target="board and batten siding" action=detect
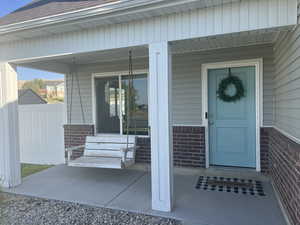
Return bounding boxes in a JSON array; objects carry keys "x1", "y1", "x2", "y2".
[
  {"x1": 66, "y1": 44, "x2": 274, "y2": 127},
  {"x1": 0, "y1": 0, "x2": 296, "y2": 63},
  {"x1": 273, "y1": 26, "x2": 300, "y2": 140}
]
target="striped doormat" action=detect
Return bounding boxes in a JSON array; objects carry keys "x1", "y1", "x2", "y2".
[{"x1": 195, "y1": 176, "x2": 266, "y2": 196}]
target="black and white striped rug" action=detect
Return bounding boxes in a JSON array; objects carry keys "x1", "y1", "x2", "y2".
[{"x1": 195, "y1": 176, "x2": 266, "y2": 196}]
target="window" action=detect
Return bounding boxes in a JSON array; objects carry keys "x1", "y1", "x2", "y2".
[{"x1": 95, "y1": 73, "x2": 148, "y2": 135}]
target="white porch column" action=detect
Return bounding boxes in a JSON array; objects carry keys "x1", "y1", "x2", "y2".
[
  {"x1": 149, "y1": 42, "x2": 173, "y2": 212},
  {"x1": 0, "y1": 63, "x2": 21, "y2": 188}
]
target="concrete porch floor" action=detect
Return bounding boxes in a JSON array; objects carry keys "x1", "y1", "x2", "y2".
[{"x1": 5, "y1": 165, "x2": 287, "y2": 225}]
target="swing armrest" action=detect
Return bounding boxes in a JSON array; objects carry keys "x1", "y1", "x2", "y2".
[
  {"x1": 66, "y1": 145, "x2": 85, "y2": 162},
  {"x1": 66, "y1": 145, "x2": 85, "y2": 152},
  {"x1": 120, "y1": 147, "x2": 135, "y2": 162}
]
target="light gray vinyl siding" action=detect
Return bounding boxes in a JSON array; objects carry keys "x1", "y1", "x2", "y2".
[
  {"x1": 66, "y1": 44, "x2": 274, "y2": 127},
  {"x1": 273, "y1": 26, "x2": 300, "y2": 139},
  {"x1": 66, "y1": 71, "x2": 93, "y2": 124},
  {"x1": 173, "y1": 44, "x2": 274, "y2": 126}
]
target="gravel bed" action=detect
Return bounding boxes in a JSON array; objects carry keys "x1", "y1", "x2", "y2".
[{"x1": 0, "y1": 193, "x2": 182, "y2": 225}]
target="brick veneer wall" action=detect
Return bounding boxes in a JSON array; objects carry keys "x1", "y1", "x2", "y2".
[
  {"x1": 64, "y1": 124, "x2": 94, "y2": 159},
  {"x1": 135, "y1": 126, "x2": 206, "y2": 168},
  {"x1": 63, "y1": 125, "x2": 205, "y2": 167},
  {"x1": 269, "y1": 128, "x2": 300, "y2": 225},
  {"x1": 173, "y1": 126, "x2": 206, "y2": 167},
  {"x1": 260, "y1": 127, "x2": 271, "y2": 174},
  {"x1": 62, "y1": 125, "x2": 273, "y2": 171},
  {"x1": 136, "y1": 127, "x2": 270, "y2": 169},
  {"x1": 135, "y1": 137, "x2": 151, "y2": 164}
]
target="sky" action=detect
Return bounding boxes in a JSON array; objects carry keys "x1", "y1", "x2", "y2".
[{"x1": 1, "y1": 0, "x2": 64, "y2": 81}]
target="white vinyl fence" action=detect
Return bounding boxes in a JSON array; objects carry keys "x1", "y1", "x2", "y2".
[{"x1": 18, "y1": 104, "x2": 65, "y2": 165}]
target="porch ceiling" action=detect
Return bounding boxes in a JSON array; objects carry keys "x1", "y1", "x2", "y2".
[
  {"x1": 16, "y1": 28, "x2": 289, "y2": 74},
  {"x1": 172, "y1": 28, "x2": 289, "y2": 54}
]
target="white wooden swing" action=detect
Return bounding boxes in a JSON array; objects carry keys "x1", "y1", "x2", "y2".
[{"x1": 66, "y1": 52, "x2": 137, "y2": 169}]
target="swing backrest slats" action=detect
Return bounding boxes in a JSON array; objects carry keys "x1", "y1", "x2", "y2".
[{"x1": 84, "y1": 136, "x2": 136, "y2": 158}]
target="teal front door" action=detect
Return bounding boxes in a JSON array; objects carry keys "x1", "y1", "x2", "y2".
[{"x1": 208, "y1": 66, "x2": 256, "y2": 168}]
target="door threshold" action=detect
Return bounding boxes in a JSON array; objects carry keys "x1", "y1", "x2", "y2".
[{"x1": 210, "y1": 165, "x2": 256, "y2": 172}]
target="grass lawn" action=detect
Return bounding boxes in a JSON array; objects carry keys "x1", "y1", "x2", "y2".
[{"x1": 21, "y1": 164, "x2": 53, "y2": 178}]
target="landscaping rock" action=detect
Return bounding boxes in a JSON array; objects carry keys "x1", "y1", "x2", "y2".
[{"x1": 0, "y1": 193, "x2": 182, "y2": 225}]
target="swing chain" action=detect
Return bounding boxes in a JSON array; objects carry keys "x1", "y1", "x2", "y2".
[{"x1": 68, "y1": 57, "x2": 86, "y2": 152}]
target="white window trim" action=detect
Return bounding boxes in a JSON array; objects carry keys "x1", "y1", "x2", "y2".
[
  {"x1": 91, "y1": 69, "x2": 149, "y2": 136},
  {"x1": 201, "y1": 58, "x2": 263, "y2": 172}
]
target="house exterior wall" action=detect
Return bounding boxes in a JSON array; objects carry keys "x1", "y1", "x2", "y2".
[
  {"x1": 63, "y1": 124, "x2": 270, "y2": 170},
  {"x1": 64, "y1": 44, "x2": 274, "y2": 170},
  {"x1": 64, "y1": 125, "x2": 206, "y2": 167},
  {"x1": 66, "y1": 44, "x2": 274, "y2": 127},
  {"x1": 135, "y1": 126, "x2": 206, "y2": 168},
  {"x1": 271, "y1": 25, "x2": 300, "y2": 225},
  {"x1": 273, "y1": 27, "x2": 300, "y2": 140},
  {"x1": 65, "y1": 58, "x2": 148, "y2": 124},
  {"x1": 269, "y1": 128, "x2": 300, "y2": 225},
  {"x1": 0, "y1": 0, "x2": 296, "y2": 63},
  {"x1": 260, "y1": 127, "x2": 271, "y2": 173}
]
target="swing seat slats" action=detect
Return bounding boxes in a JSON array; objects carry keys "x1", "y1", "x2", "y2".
[
  {"x1": 66, "y1": 135, "x2": 136, "y2": 169},
  {"x1": 68, "y1": 156, "x2": 134, "y2": 169}
]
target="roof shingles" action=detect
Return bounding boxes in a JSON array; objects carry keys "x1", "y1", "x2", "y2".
[{"x1": 0, "y1": 0, "x2": 119, "y2": 26}]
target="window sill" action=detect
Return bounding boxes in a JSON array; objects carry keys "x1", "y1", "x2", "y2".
[{"x1": 95, "y1": 133, "x2": 149, "y2": 138}]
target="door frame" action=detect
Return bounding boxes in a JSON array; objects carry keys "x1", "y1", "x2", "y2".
[
  {"x1": 201, "y1": 59, "x2": 263, "y2": 172},
  {"x1": 91, "y1": 69, "x2": 149, "y2": 136}
]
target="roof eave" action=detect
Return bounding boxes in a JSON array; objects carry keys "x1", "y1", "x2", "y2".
[{"x1": 0, "y1": 0, "x2": 229, "y2": 35}]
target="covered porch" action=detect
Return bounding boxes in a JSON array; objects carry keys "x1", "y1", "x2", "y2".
[
  {"x1": 6, "y1": 164, "x2": 286, "y2": 225},
  {"x1": 0, "y1": 27, "x2": 296, "y2": 218},
  {"x1": 1, "y1": 1, "x2": 299, "y2": 224},
  {"x1": 12, "y1": 27, "x2": 288, "y2": 173}
]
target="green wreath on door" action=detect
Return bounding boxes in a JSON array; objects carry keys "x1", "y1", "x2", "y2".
[{"x1": 217, "y1": 68, "x2": 245, "y2": 102}]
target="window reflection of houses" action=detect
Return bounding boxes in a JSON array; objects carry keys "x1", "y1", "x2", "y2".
[
  {"x1": 46, "y1": 81, "x2": 64, "y2": 98},
  {"x1": 95, "y1": 74, "x2": 148, "y2": 135}
]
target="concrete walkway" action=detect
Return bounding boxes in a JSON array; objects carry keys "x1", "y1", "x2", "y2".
[{"x1": 6, "y1": 165, "x2": 287, "y2": 225}]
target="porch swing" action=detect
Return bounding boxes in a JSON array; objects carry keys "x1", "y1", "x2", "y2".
[{"x1": 66, "y1": 51, "x2": 137, "y2": 169}]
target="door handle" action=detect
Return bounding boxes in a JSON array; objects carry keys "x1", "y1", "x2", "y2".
[{"x1": 208, "y1": 121, "x2": 214, "y2": 126}]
